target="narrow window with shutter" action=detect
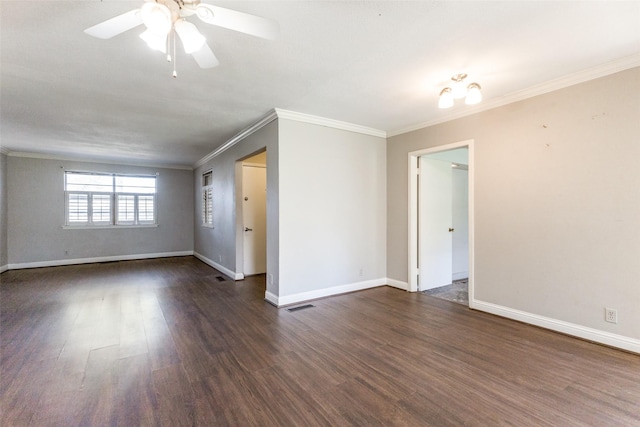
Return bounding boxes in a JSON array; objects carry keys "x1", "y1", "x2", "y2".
[{"x1": 202, "y1": 171, "x2": 213, "y2": 227}]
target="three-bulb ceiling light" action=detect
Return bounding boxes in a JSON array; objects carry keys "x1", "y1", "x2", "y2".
[
  {"x1": 438, "y1": 73, "x2": 482, "y2": 108},
  {"x1": 139, "y1": 2, "x2": 206, "y2": 74}
]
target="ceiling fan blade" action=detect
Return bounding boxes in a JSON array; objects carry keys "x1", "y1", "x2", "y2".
[
  {"x1": 195, "y1": 4, "x2": 279, "y2": 40},
  {"x1": 84, "y1": 9, "x2": 143, "y2": 39},
  {"x1": 192, "y1": 42, "x2": 220, "y2": 69}
]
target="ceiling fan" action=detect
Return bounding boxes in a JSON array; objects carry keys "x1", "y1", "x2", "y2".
[{"x1": 84, "y1": 0, "x2": 279, "y2": 72}]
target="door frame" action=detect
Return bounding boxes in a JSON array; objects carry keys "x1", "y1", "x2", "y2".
[
  {"x1": 241, "y1": 163, "x2": 267, "y2": 276},
  {"x1": 408, "y1": 140, "x2": 475, "y2": 306},
  {"x1": 235, "y1": 150, "x2": 268, "y2": 280}
]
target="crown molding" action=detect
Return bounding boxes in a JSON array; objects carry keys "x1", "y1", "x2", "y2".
[
  {"x1": 193, "y1": 108, "x2": 386, "y2": 168},
  {"x1": 274, "y1": 108, "x2": 387, "y2": 138},
  {"x1": 6, "y1": 151, "x2": 193, "y2": 170},
  {"x1": 389, "y1": 53, "x2": 640, "y2": 137},
  {"x1": 194, "y1": 110, "x2": 278, "y2": 169}
]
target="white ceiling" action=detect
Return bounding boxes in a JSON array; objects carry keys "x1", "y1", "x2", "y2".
[{"x1": 2, "y1": 1, "x2": 639, "y2": 168}]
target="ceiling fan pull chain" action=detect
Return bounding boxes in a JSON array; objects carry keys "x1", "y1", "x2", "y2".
[
  {"x1": 172, "y1": 31, "x2": 177, "y2": 78},
  {"x1": 166, "y1": 32, "x2": 171, "y2": 63}
]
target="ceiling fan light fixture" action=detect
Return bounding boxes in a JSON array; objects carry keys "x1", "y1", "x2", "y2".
[
  {"x1": 438, "y1": 87, "x2": 454, "y2": 109},
  {"x1": 84, "y1": 1, "x2": 280, "y2": 74},
  {"x1": 174, "y1": 20, "x2": 206, "y2": 54},
  {"x1": 140, "y1": 29, "x2": 167, "y2": 53},
  {"x1": 465, "y1": 83, "x2": 482, "y2": 105},
  {"x1": 140, "y1": 1, "x2": 172, "y2": 36}
]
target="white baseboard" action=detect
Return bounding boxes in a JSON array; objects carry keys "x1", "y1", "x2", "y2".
[
  {"x1": 272, "y1": 277, "x2": 388, "y2": 307},
  {"x1": 193, "y1": 252, "x2": 243, "y2": 280},
  {"x1": 0, "y1": 264, "x2": 8, "y2": 273},
  {"x1": 472, "y1": 299, "x2": 640, "y2": 354},
  {"x1": 264, "y1": 291, "x2": 279, "y2": 306},
  {"x1": 386, "y1": 278, "x2": 409, "y2": 291},
  {"x1": 6, "y1": 251, "x2": 194, "y2": 270}
]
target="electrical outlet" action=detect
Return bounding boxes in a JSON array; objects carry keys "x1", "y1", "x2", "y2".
[
  {"x1": 359, "y1": 268, "x2": 364, "y2": 276},
  {"x1": 268, "y1": 274, "x2": 274, "y2": 285},
  {"x1": 218, "y1": 255, "x2": 222, "y2": 262},
  {"x1": 605, "y1": 308, "x2": 618, "y2": 324}
]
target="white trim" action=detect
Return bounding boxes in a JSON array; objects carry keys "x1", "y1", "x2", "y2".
[
  {"x1": 62, "y1": 224, "x2": 158, "y2": 230},
  {"x1": 386, "y1": 278, "x2": 409, "y2": 291},
  {"x1": 6, "y1": 151, "x2": 192, "y2": 170},
  {"x1": 389, "y1": 53, "x2": 640, "y2": 137},
  {"x1": 6, "y1": 251, "x2": 193, "y2": 270},
  {"x1": 271, "y1": 278, "x2": 387, "y2": 307},
  {"x1": 264, "y1": 291, "x2": 279, "y2": 306},
  {"x1": 193, "y1": 251, "x2": 244, "y2": 280},
  {"x1": 0, "y1": 264, "x2": 8, "y2": 273},
  {"x1": 194, "y1": 110, "x2": 278, "y2": 168},
  {"x1": 193, "y1": 108, "x2": 387, "y2": 168},
  {"x1": 408, "y1": 154, "x2": 419, "y2": 293},
  {"x1": 274, "y1": 108, "x2": 387, "y2": 138},
  {"x1": 472, "y1": 299, "x2": 640, "y2": 355}
]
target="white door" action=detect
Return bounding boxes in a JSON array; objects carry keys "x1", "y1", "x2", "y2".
[
  {"x1": 418, "y1": 157, "x2": 453, "y2": 290},
  {"x1": 242, "y1": 165, "x2": 266, "y2": 275}
]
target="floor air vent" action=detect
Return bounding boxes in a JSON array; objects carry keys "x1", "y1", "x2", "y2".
[
  {"x1": 215, "y1": 276, "x2": 226, "y2": 282},
  {"x1": 287, "y1": 304, "x2": 315, "y2": 312}
]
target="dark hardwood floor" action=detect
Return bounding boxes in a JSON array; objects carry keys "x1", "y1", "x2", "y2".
[{"x1": 1, "y1": 257, "x2": 639, "y2": 426}]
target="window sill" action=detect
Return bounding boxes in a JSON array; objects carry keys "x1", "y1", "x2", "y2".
[{"x1": 62, "y1": 224, "x2": 158, "y2": 230}]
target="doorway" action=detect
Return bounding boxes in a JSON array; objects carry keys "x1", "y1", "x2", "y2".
[
  {"x1": 240, "y1": 152, "x2": 267, "y2": 276},
  {"x1": 408, "y1": 140, "x2": 474, "y2": 307}
]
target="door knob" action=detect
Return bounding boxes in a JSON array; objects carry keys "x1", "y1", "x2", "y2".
[
  {"x1": 449, "y1": 228, "x2": 454, "y2": 232},
  {"x1": 244, "y1": 227, "x2": 253, "y2": 232}
]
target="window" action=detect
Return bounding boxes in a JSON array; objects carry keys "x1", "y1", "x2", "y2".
[
  {"x1": 64, "y1": 171, "x2": 157, "y2": 227},
  {"x1": 202, "y1": 171, "x2": 213, "y2": 227}
]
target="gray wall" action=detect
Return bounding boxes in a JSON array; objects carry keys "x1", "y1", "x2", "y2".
[
  {"x1": 7, "y1": 156, "x2": 194, "y2": 266},
  {"x1": 387, "y1": 67, "x2": 640, "y2": 341},
  {"x1": 0, "y1": 153, "x2": 7, "y2": 269},
  {"x1": 193, "y1": 117, "x2": 387, "y2": 304},
  {"x1": 194, "y1": 120, "x2": 279, "y2": 293},
  {"x1": 278, "y1": 119, "x2": 387, "y2": 300}
]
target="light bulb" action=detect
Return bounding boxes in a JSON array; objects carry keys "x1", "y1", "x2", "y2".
[
  {"x1": 140, "y1": 30, "x2": 167, "y2": 53},
  {"x1": 465, "y1": 83, "x2": 482, "y2": 105},
  {"x1": 438, "y1": 87, "x2": 454, "y2": 109},
  {"x1": 140, "y1": 2, "x2": 172, "y2": 36}
]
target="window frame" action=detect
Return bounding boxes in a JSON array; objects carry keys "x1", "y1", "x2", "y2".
[
  {"x1": 63, "y1": 171, "x2": 157, "y2": 229},
  {"x1": 202, "y1": 170, "x2": 213, "y2": 228}
]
